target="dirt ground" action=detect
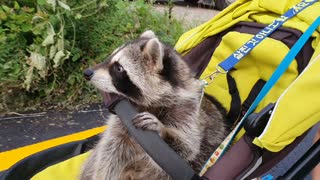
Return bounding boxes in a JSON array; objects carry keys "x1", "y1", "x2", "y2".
[{"x1": 155, "y1": 5, "x2": 220, "y2": 27}]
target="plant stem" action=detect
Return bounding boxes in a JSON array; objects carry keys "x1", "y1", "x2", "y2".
[
  {"x1": 168, "y1": 0, "x2": 174, "y2": 20},
  {"x1": 67, "y1": 15, "x2": 76, "y2": 53},
  {"x1": 71, "y1": 0, "x2": 97, "y2": 11}
]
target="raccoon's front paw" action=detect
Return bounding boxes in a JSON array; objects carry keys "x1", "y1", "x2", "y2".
[{"x1": 132, "y1": 112, "x2": 164, "y2": 134}]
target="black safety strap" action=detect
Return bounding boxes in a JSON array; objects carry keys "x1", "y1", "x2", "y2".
[
  {"x1": 111, "y1": 99, "x2": 201, "y2": 180},
  {"x1": 226, "y1": 73, "x2": 241, "y2": 124},
  {"x1": 241, "y1": 79, "x2": 266, "y2": 116},
  {"x1": 227, "y1": 78, "x2": 266, "y2": 125}
]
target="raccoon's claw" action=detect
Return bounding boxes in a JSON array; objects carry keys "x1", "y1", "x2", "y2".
[{"x1": 132, "y1": 112, "x2": 164, "y2": 134}]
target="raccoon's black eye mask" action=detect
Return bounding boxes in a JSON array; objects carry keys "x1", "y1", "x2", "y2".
[
  {"x1": 114, "y1": 63, "x2": 124, "y2": 73},
  {"x1": 109, "y1": 62, "x2": 142, "y2": 100},
  {"x1": 110, "y1": 62, "x2": 126, "y2": 77}
]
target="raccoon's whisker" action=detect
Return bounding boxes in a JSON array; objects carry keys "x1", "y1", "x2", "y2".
[{"x1": 91, "y1": 79, "x2": 109, "y2": 83}]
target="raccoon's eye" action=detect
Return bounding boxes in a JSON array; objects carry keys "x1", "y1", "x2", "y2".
[{"x1": 116, "y1": 64, "x2": 124, "y2": 73}]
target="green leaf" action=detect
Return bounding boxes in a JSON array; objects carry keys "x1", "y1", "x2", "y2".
[
  {"x1": 1, "y1": 5, "x2": 11, "y2": 13},
  {"x1": 47, "y1": 0, "x2": 57, "y2": 11},
  {"x1": 37, "y1": 0, "x2": 46, "y2": 5},
  {"x1": 67, "y1": 75, "x2": 75, "y2": 85},
  {"x1": 32, "y1": 21, "x2": 47, "y2": 35},
  {"x1": 32, "y1": 15, "x2": 44, "y2": 23},
  {"x1": 57, "y1": 1, "x2": 70, "y2": 11},
  {"x1": 29, "y1": 52, "x2": 46, "y2": 71},
  {"x1": 0, "y1": 33, "x2": 6, "y2": 42},
  {"x1": 71, "y1": 53, "x2": 81, "y2": 62},
  {"x1": 3, "y1": 63, "x2": 11, "y2": 70},
  {"x1": 28, "y1": 52, "x2": 48, "y2": 79},
  {"x1": 49, "y1": 45, "x2": 57, "y2": 59},
  {"x1": 99, "y1": 2, "x2": 108, "y2": 8},
  {"x1": 47, "y1": 23, "x2": 55, "y2": 35},
  {"x1": 14, "y1": 1, "x2": 20, "y2": 10},
  {"x1": 39, "y1": 46, "x2": 47, "y2": 56},
  {"x1": 22, "y1": 7, "x2": 35, "y2": 13},
  {"x1": 42, "y1": 34, "x2": 55, "y2": 46},
  {"x1": 53, "y1": 50, "x2": 65, "y2": 68},
  {"x1": 21, "y1": 24, "x2": 32, "y2": 32},
  {"x1": 24, "y1": 66, "x2": 34, "y2": 91},
  {"x1": 49, "y1": 15, "x2": 59, "y2": 26},
  {"x1": 41, "y1": 23, "x2": 56, "y2": 46},
  {"x1": 75, "y1": 14, "x2": 82, "y2": 20},
  {"x1": 116, "y1": 1, "x2": 126, "y2": 10},
  {"x1": 56, "y1": 38, "x2": 64, "y2": 51},
  {"x1": 0, "y1": 10, "x2": 7, "y2": 20}
]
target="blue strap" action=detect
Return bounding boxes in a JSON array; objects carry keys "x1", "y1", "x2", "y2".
[
  {"x1": 220, "y1": 16, "x2": 320, "y2": 158},
  {"x1": 218, "y1": 0, "x2": 317, "y2": 72},
  {"x1": 261, "y1": 174, "x2": 274, "y2": 180}
]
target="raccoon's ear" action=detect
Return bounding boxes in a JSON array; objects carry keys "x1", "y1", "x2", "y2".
[
  {"x1": 140, "y1": 30, "x2": 157, "y2": 39},
  {"x1": 143, "y1": 38, "x2": 164, "y2": 71}
]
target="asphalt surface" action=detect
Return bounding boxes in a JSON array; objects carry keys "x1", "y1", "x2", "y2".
[
  {"x1": 0, "y1": 104, "x2": 107, "y2": 152},
  {"x1": 155, "y1": 5, "x2": 219, "y2": 27}
]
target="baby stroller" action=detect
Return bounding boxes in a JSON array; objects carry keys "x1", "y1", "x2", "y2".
[{"x1": 1, "y1": 0, "x2": 320, "y2": 179}]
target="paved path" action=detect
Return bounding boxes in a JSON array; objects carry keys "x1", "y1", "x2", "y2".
[
  {"x1": 0, "y1": 104, "x2": 107, "y2": 152},
  {"x1": 155, "y1": 5, "x2": 220, "y2": 27}
]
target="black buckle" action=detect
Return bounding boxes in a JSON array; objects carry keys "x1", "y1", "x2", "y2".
[{"x1": 244, "y1": 103, "x2": 275, "y2": 137}]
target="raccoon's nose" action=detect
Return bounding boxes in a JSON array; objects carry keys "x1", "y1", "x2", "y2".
[{"x1": 84, "y1": 68, "x2": 94, "y2": 80}]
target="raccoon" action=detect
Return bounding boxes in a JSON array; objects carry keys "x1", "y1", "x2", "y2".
[{"x1": 81, "y1": 30, "x2": 229, "y2": 180}]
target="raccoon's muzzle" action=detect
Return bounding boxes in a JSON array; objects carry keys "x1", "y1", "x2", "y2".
[{"x1": 84, "y1": 68, "x2": 94, "y2": 80}]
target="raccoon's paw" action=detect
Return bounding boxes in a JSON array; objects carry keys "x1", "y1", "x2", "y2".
[{"x1": 132, "y1": 112, "x2": 164, "y2": 134}]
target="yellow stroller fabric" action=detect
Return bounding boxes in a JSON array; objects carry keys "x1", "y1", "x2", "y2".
[
  {"x1": 176, "y1": 0, "x2": 320, "y2": 152},
  {"x1": 31, "y1": 152, "x2": 90, "y2": 180}
]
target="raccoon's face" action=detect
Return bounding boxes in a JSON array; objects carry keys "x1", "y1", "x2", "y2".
[{"x1": 84, "y1": 30, "x2": 193, "y2": 106}]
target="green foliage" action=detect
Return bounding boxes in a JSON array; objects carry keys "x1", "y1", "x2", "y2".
[
  {"x1": 76, "y1": 0, "x2": 184, "y2": 61},
  {"x1": 0, "y1": 0, "x2": 184, "y2": 114}
]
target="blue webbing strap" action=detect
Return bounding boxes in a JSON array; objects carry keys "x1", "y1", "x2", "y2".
[
  {"x1": 218, "y1": 0, "x2": 317, "y2": 72},
  {"x1": 223, "y1": 16, "x2": 320, "y2": 160}
]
